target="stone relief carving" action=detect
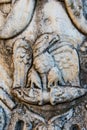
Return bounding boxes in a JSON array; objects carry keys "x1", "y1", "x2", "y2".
[
  {"x1": 0, "y1": 0, "x2": 87, "y2": 130},
  {"x1": 65, "y1": 0, "x2": 87, "y2": 34}
]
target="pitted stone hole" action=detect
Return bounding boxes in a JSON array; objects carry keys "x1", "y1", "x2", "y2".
[
  {"x1": 15, "y1": 120, "x2": 24, "y2": 130},
  {"x1": 70, "y1": 124, "x2": 80, "y2": 130}
]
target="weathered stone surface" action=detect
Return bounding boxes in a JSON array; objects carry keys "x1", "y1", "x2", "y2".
[
  {"x1": 0, "y1": 0, "x2": 87, "y2": 130},
  {"x1": 65, "y1": 0, "x2": 87, "y2": 34}
]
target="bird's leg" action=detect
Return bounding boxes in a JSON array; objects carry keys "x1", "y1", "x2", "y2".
[
  {"x1": 28, "y1": 82, "x2": 34, "y2": 97},
  {"x1": 41, "y1": 73, "x2": 47, "y2": 91},
  {"x1": 54, "y1": 80, "x2": 58, "y2": 87}
]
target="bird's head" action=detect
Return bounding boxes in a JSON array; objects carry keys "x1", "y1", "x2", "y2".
[{"x1": 33, "y1": 33, "x2": 60, "y2": 56}]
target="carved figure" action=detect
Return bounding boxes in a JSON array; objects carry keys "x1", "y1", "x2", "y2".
[
  {"x1": 0, "y1": 0, "x2": 87, "y2": 129},
  {"x1": 65, "y1": 0, "x2": 87, "y2": 34},
  {"x1": 0, "y1": 0, "x2": 36, "y2": 39},
  {"x1": 33, "y1": 33, "x2": 64, "y2": 90},
  {"x1": 48, "y1": 66, "x2": 65, "y2": 88},
  {"x1": 11, "y1": 33, "x2": 87, "y2": 106},
  {"x1": 27, "y1": 67, "x2": 42, "y2": 90}
]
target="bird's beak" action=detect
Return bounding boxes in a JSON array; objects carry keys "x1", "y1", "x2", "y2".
[{"x1": 49, "y1": 35, "x2": 60, "y2": 46}]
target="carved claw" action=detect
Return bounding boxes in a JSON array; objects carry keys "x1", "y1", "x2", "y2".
[
  {"x1": 27, "y1": 68, "x2": 42, "y2": 90},
  {"x1": 11, "y1": 88, "x2": 24, "y2": 99},
  {"x1": 48, "y1": 67, "x2": 65, "y2": 88},
  {"x1": 11, "y1": 87, "x2": 43, "y2": 105},
  {"x1": 25, "y1": 88, "x2": 43, "y2": 105}
]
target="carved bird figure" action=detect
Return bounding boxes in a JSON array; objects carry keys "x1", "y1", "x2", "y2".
[{"x1": 32, "y1": 33, "x2": 65, "y2": 90}]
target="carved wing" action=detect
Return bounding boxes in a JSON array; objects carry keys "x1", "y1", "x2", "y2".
[
  {"x1": 65, "y1": 0, "x2": 87, "y2": 35},
  {"x1": 50, "y1": 43, "x2": 80, "y2": 86},
  {"x1": 0, "y1": 0, "x2": 36, "y2": 39}
]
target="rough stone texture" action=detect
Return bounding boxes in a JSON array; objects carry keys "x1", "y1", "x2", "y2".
[{"x1": 0, "y1": 0, "x2": 87, "y2": 130}]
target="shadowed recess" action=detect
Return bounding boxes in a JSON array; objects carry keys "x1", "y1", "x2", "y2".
[{"x1": 15, "y1": 120, "x2": 24, "y2": 130}]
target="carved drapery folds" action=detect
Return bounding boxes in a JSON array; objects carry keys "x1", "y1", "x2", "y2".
[{"x1": 0, "y1": 0, "x2": 87, "y2": 130}]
